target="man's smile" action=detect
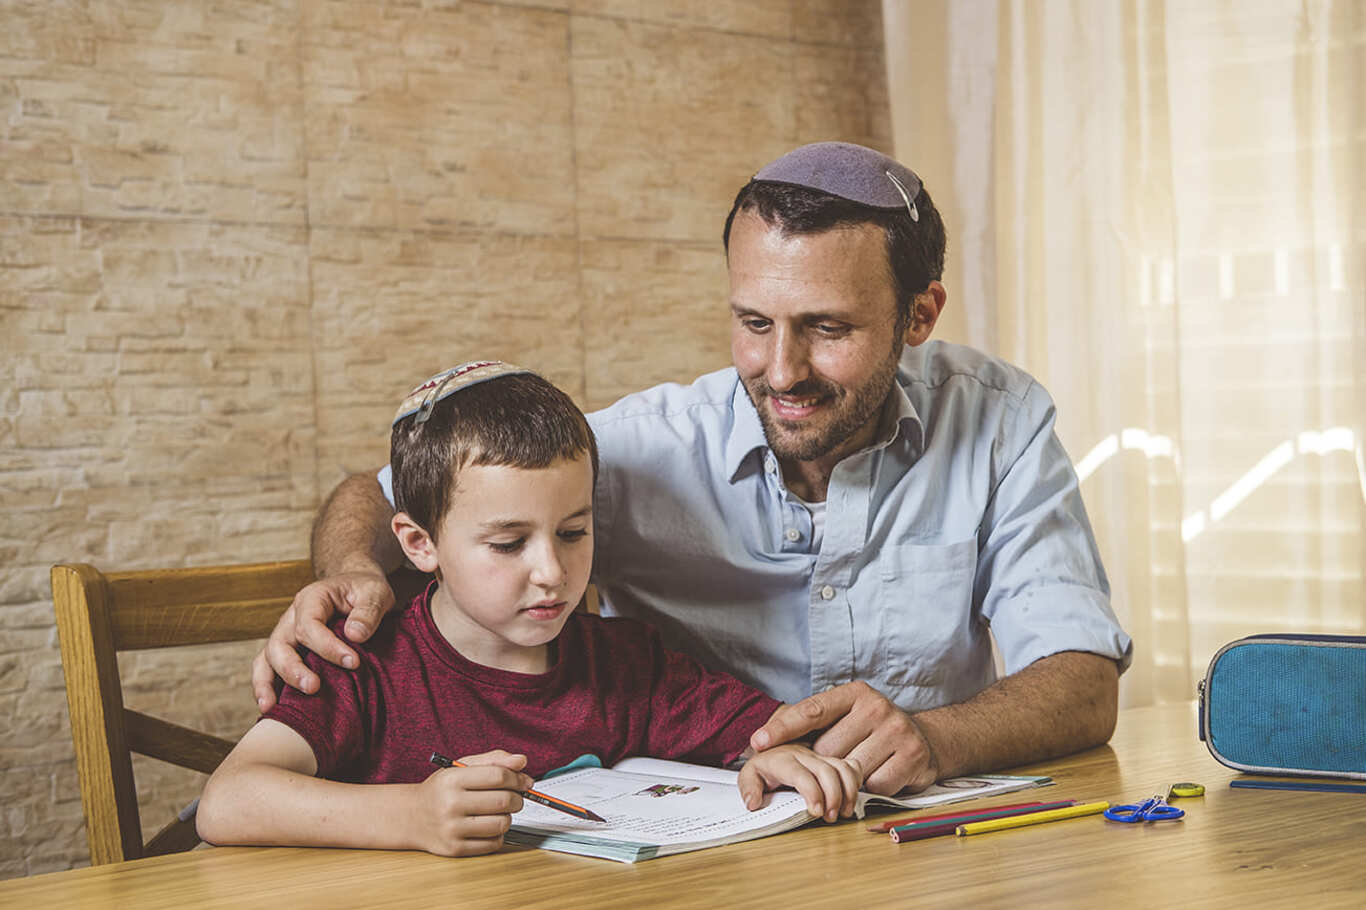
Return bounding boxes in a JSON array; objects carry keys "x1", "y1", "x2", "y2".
[{"x1": 769, "y1": 394, "x2": 828, "y2": 420}]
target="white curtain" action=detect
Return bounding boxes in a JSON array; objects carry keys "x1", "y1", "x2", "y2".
[{"x1": 883, "y1": 0, "x2": 1365, "y2": 707}]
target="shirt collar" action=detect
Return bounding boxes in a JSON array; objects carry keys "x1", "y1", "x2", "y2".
[
  {"x1": 885, "y1": 375, "x2": 925, "y2": 454},
  {"x1": 726, "y1": 380, "x2": 768, "y2": 482},
  {"x1": 724, "y1": 372, "x2": 926, "y2": 484}
]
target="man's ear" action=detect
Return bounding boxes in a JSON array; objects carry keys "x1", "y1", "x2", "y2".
[
  {"x1": 392, "y1": 512, "x2": 439, "y2": 574},
  {"x1": 903, "y1": 280, "x2": 947, "y2": 347}
]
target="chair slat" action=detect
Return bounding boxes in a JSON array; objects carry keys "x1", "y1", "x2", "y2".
[
  {"x1": 143, "y1": 816, "x2": 203, "y2": 858},
  {"x1": 104, "y1": 560, "x2": 315, "y2": 609},
  {"x1": 125, "y1": 710, "x2": 235, "y2": 774},
  {"x1": 109, "y1": 596, "x2": 293, "y2": 650}
]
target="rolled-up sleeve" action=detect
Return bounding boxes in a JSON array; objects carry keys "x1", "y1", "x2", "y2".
[
  {"x1": 976, "y1": 380, "x2": 1133, "y2": 675},
  {"x1": 377, "y1": 464, "x2": 394, "y2": 506}
]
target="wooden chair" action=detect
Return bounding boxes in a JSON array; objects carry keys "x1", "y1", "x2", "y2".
[{"x1": 51, "y1": 559, "x2": 318, "y2": 865}]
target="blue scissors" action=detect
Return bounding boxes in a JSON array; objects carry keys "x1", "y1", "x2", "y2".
[{"x1": 1103, "y1": 794, "x2": 1185, "y2": 823}]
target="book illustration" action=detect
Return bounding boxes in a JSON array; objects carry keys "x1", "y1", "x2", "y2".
[{"x1": 635, "y1": 783, "x2": 701, "y2": 798}]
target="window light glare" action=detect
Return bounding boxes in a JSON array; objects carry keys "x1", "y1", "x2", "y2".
[
  {"x1": 1209, "y1": 441, "x2": 1294, "y2": 522},
  {"x1": 1076, "y1": 434, "x2": 1119, "y2": 482},
  {"x1": 1296, "y1": 427, "x2": 1354, "y2": 455},
  {"x1": 1181, "y1": 511, "x2": 1207, "y2": 542}
]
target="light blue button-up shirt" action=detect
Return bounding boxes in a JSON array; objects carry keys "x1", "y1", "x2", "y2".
[{"x1": 380, "y1": 341, "x2": 1132, "y2": 712}]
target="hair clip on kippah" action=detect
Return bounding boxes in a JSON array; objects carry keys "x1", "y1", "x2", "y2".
[
  {"x1": 885, "y1": 170, "x2": 919, "y2": 222},
  {"x1": 413, "y1": 373, "x2": 458, "y2": 426}
]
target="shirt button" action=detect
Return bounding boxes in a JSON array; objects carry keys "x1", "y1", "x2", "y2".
[
  {"x1": 820, "y1": 585, "x2": 836, "y2": 601},
  {"x1": 764, "y1": 457, "x2": 777, "y2": 474},
  {"x1": 784, "y1": 527, "x2": 800, "y2": 542}
]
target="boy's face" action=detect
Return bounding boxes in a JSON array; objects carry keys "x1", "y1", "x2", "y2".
[{"x1": 393, "y1": 454, "x2": 594, "y2": 674}]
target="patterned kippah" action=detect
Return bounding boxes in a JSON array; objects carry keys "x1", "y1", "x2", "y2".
[
  {"x1": 392, "y1": 360, "x2": 534, "y2": 427},
  {"x1": 753, "y1": 141, "x2": 923, "y2": 222}
]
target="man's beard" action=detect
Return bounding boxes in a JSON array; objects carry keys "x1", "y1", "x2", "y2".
[{"x1": 744, "y1": 348, "x2": 900, "y2": 463}]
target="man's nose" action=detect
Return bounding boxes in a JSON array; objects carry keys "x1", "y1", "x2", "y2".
[{"x1": 766, "y1": 329, "x2": 810, "y2": 392}]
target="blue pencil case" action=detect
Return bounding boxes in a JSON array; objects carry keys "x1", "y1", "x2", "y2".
[{"x1": 1198, "y1": 634, "x2": 1366, "y2": 780}]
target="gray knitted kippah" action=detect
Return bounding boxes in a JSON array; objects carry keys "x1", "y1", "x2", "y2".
[{"x1": 753, "y1": 141, "x2": 922, "y2": 221}]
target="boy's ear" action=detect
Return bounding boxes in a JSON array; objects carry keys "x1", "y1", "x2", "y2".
[{"x1": 392, "y1": 512, "x2": 439, "y2": 574}]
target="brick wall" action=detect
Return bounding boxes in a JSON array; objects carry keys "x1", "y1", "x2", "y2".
[{"x1": 0, "y1": 0, "x2": 889, "y2": 876}]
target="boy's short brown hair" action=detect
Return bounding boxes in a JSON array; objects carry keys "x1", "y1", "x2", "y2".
[{"x1": 390, "y1": 371, "x2": 598, "y2": 540}]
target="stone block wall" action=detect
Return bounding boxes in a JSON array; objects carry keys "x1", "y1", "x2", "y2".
[{"x1": 0, "y1": 0, "x2": 889, "y2": 876}]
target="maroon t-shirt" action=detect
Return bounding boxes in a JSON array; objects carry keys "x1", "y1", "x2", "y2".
[{"x1": 266, "y1": 589, "x2": 782, "y2": 781}]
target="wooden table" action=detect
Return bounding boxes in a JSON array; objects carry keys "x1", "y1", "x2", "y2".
[{"x1": 4, "y1": 701, "x2": 1363, "y2": 909}]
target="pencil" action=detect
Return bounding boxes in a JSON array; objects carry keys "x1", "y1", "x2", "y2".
[
  {"x1": 889, "y1": 801, "x2": 1078, "y2": 843},
  {"x1": 867, "y1": 801, "x2": 1052, "y2": 833},
  {"x1": 955, "y1": 801, "x2": 1109, "y2": 836},
  {"x1": 428, "y1": 751, "x2": 607, "y2": 823},
  {"x1": 1231, "y1": 779, "x2": 1366, "y2": 795}
]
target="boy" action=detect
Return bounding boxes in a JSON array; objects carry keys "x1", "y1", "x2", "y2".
[{"x1": 197, "y1": 361, "x2": 862, "y2": 857}]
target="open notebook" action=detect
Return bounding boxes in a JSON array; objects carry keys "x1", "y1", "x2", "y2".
[{"x1": 507, "y1": 757, "x2": 1051, "y2": 862}]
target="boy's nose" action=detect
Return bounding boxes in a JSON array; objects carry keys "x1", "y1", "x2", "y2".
[{"x1": 529, "y1": 544, "x2": 567, "y2": 588}]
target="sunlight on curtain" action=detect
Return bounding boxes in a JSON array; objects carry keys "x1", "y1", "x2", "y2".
[{"x1": 883, "y1": 0, "x2": 1364, "y2": 707}]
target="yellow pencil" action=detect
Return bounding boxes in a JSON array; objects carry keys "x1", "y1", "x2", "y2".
[{"x1": 955, "y1": 800, "x2": 1110, "y2": 836}]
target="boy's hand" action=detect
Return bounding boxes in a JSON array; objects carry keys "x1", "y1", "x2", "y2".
[
  {"x1": 414, "y1": 750, "x2": 534, "y2": 857},
  {"x1": 736, "y1": 744, "x2": 862, "y2": 823}
]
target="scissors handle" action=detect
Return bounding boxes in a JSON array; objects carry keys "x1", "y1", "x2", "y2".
[
  {"x1": 1103, "y1": 803, "x2": 1149, "y2": 823},
  {"x1": 1103, "y1": 796, "x2": 1185, "y2": 823}
]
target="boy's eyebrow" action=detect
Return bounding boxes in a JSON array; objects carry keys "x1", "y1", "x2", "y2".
[
  {"x1": 478, "y1": 505, "x2": 593, "y2": 531},
  {"x1": 479, "y1": 519, "x2": 533, "y2": 531}
]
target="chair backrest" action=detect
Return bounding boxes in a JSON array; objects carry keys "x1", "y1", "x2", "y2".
[{"x1": 51, "y1": 559, "x2": 316, "y2": 865}]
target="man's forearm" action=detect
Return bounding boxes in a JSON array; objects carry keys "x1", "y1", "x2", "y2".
[
  {"x1": 911, "y1": 650, "x2": 1119, "y2": 779},
  {"x1": 310, "y1": 472, "x2": 403, "y2": 579}
]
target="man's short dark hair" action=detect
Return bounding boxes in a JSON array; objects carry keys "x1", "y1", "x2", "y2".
[
  {"x1": 390, "y1": 373, "x2": 598, "y2": 540},
  {"x1": 721, "y1": 179, "x2": 946, "y2": 327}
]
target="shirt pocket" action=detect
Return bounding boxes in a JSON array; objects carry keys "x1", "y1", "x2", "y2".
[{"x1": 874, "y1": 539, "x2": 979, "y2": 687}]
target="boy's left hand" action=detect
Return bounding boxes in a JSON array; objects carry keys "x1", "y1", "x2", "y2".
[{"x1": 736, "y1": 744, "x2": 862, "y2": 822}]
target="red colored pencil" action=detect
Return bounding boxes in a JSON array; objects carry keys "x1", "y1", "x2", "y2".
[
  {"x1": 429, "y1": 751, "x2": 607, "y2": 823},
  {"x1": 866, "y1": 801, "x2": 1051, "y2": 833},
  {"x1": 890, "y1": 801, "x2": 1078, "y2": 843}
]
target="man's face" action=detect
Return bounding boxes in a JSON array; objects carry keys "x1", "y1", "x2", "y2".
[{"x1": 728, "y1": 211, "x2": 911, "y2": 468}]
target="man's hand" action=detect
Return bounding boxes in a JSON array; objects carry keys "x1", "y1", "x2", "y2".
[
  {"x1": 250, "y1": 572, "x2": 396, "y2": 712},
  {"x1": 749, "y1": 681, "x2": 939, "y2": 796},
  {"x1": 736, "y1": 744, "x2": 862, "y2": 822},
  {"x1": 414, "y1": 750, "x2": 532, "y2": 858}
]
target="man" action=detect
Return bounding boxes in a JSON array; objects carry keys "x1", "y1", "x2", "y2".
[{"x1": 255, "y1": 142, "x2": 1132, "y2": 795}]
